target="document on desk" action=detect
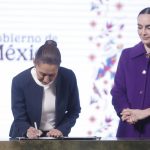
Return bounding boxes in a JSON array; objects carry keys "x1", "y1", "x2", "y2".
[
  {"x1": 15, "y1": 137, "x2": 56, "y2": 140},
  {"x1": 60, "y1": 137, "x2": 101, "y2": 140},
  {"x1": 15, "y1": 136, "x2": 101, "y2": 140}
]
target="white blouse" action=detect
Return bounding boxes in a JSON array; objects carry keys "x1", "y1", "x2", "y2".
[{"x1": 31, "y1": 67, "x2": 56, "y2": 131}]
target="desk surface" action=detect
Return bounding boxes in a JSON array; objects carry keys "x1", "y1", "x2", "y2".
[{"x1": 0, "y1": 138, "x2": 150, "y2": 150}]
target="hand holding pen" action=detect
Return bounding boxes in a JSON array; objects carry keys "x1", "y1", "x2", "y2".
[
  {"x1": 34, "y1": 122, "x2": 41, "y2": 137},
  {"x1": 26, "y1": 122, "x2": 42, "y2": 139}
]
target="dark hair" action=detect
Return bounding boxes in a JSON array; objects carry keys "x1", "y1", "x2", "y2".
[
  {"x1": 34, "y1": 40, "x2": 61, "y2": 66},
  {"x1": 138, "y1": 7, "x2": 150, "y2": 16}
]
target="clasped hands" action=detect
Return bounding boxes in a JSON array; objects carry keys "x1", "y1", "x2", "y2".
[
  {"x1": 26, "y1": 127, "x2": 63, "y2": 139},
  {"x1": 120, "y1": 108, "x2": 150, "y2": 124}
]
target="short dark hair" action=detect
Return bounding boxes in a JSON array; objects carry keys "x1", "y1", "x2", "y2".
[
  {"x1": 34, "y1": 40, "x2": 61, "y2": 66},
  {"x1": 138, "y1": 7, "x2": 150, "y2": 16}
]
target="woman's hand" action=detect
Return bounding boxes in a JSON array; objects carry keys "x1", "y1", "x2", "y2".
[
  {"x1": 121, "y1": 108, "x2": 150, "y2": 124},
  {"x1": 26, "y1": 127, "x2": 43, "y2": 139},
  {"x1": 46, "y1": 129, "x2": 63, "y2": 138}
]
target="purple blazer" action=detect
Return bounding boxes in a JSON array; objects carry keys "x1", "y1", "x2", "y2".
[
  {"x1": 9, "y1": 67, "x2": 81, "y2": 138},
  {"x1": 111, "y1": 42, "x2": 150, "y2": 138}
]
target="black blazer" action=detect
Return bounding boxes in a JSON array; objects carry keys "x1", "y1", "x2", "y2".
[{"x1": 9, "y1": 67, "x2": 81, "y2": 138}]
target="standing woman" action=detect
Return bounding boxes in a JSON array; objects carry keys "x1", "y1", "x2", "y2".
[
  {"x1": 111, "y1": 7, "x2": 150, "y2": 138},
  {"x1": 9, "y1": 40, "x2": 81, "y2": 139}
]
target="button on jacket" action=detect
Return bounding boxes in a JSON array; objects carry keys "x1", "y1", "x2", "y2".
[{"x1": 111, "y1": 42, "x2": 150, "y2": 138}]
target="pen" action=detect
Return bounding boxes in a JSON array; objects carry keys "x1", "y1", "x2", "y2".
[
  {"x1": 34, "y1": 122, "x2": 40, "y2": 137},
  {"x1": 34, "y1": 122, "x2": 38, "y2": 130}
]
